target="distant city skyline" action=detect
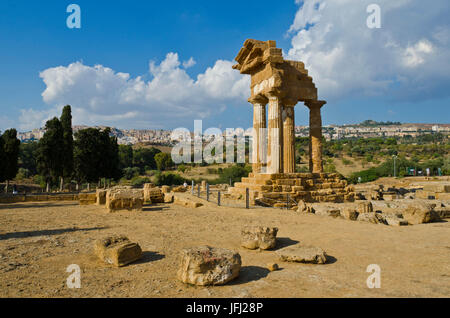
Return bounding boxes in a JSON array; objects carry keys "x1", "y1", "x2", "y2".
[
  {"x1": 16, "y1": 122, "x2": 450, "y2": 146},
  {"x1": 0, "y1": 1, "x2": 449, "y2": 132}
]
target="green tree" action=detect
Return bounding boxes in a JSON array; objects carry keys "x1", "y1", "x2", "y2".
[
  {"x1": 19, "y1": 141, "x2": 39, "y2": 176},
  {"x1": 154, "y1": 152, "x2": 174, "y2": 171},
  {"x1": 118, "y1": 144, "x2": 133, "y2": 169},
  {"x1": 74, "y1": 128, "x2": 103, "y2": 186},
  {"x1": 60, "y1": 105, "x2": 74, "y2": 189},
  {"x1": 74, "y1": 128, "x2": 121, "y2": 189},
  {"x1": 133, "y1": 147, "x2": 161, "y2": 172},
  {"x1": 37, "y1": 118, "x2": 65, "y2": 192},
  {"x1": 100, "y1": 128, "x2": 121, "y2": 181},
  {"x1": 1, "y1": 129, "x2": 21, "y2": 193}
]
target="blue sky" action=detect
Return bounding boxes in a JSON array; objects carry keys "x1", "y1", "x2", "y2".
[{"x1": 0, "y1": 0, "x2": 449, "y2": 132}]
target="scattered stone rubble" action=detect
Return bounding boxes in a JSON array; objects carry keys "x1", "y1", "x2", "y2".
[{"x1": 296, "y1": 195, "x2": 449, "y2": 226}]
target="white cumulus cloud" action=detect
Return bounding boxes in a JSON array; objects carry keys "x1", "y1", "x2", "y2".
[
  {"x1": 286, "y1": 0, "x2": 450, "y2": 101},
  {"x1": 21, "y1": 53, "x2": 249, "y2": 129}
]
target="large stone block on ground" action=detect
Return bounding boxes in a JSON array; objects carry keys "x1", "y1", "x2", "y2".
[
  {"x1": 277, "y1": 245, "x2": 328, "y2": 264},
  {"x1": 164, "y1": 192, "x2": 174, "y2": 203},
  {"x1": 401, "y1": 202, "x2": 434, "y2": 225},
  {"x1": 105, "y1": 188, "x2": 143, "y2": 213},
  {"x1": 385, "y1": 216, "x2": 408, "y2": 226},
  {"x1": 94, "y1": 235, "x2": 142, "y2": 267},
  {"x1": 357, "y1": 212, "x2": 387, "y2": 225},
  {"x1": 297, "y1": 200, "x2": 314, "y2": 213},
  {"x1": 79, "y1": 193, "x2": 96, "y2": 205},
  {"x1": 177, "y1": 246, "x2": 241, "y2": 286},
  {"x1": 241, "y1": 226, "x2": 278, "y2": 250},
  {"x1": 143, "y1": 184, "x2": 164, "y2": 203},
  {"x1": 436, "y1": 193, "x2": 450, "y2": 201},
  {"x1": 172, "y1": 185, "x2": 188, "y2": 193},
  {"x1": 356, "y1": 201, "x2": 373, "y2": 213},
  {"x1": 423, "y1": 184, "x2": 450, "y2": 193},
  {"x1": 313, "y1": 205, "x2": 341, "y2": 218},
  {"x1": 174, "y1": 196, "x2": 203, "y2": 208},
  {"x1": 415, "y1": 190, "x2": 436, "y2": 200},
  {"x1": 341, "y1": 207, "x2": 359, "y2": 221},
  {"x1": 161, "y1": 185, "x2": 172, "y2": 194},
  {"x1": 96, "y1": 189, "x2": 107, "y2": 205}
]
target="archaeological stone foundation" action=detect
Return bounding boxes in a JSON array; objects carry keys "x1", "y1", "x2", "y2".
[{"x1": 229, "y1": 39, "x2": 355, "y2": 206}]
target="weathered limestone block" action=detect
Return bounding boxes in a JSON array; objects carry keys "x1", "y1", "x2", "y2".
[
  {"x1": 172, "y1": 185, "x2": 188, "y2": 193},
  {"x1": 433, "y1": 204, "x2": 450, "y2": 219},
  {"x1": 297, "y1": 200, "x2": 313, "y2": 213},
  {"x1": 79, "y1": 193, "x2": 96, "y2": 205},
  {"x1": 341, "y1": 207, "x2": 359, "y2": 221},
  {"x1": 173, "y1": 196, "x2": 203, "y2": 208},
  {"x1": 105, "y1": 188, "x2": 143, "y2": 213},
  {"x1": 313, "y1": 206, "x2": 341, "y2": 218},
  {"x1": 436, "y1": 193, "x2": 450, "y2": 201},
  {"x1": 383, "y1": 192, "x2": 398, "y2": 201},
  {"x1": 177, "y1": 246, "x2": 241, "y2": 286},
  {"x1": 164, "y1": 192, "x2": 174, "y2": 203},
  {"x1": 370, "y1": 190, "x2": 383, "y2": 201},
  {"x1": 143, "y1": 184, "x2": 164, "y2": 203},
  {"x1": 94, "y1": 235, "x2": 142, "y2": 267},
  {"x1": 415, "y1": 190, "x2": 435, "y2": 200},
  {"x1": 241, "y1": 226, "x2": 278, "y2": 250},
  {"x1": 277, "y1": 245, "x2": 327, "y2": 264},
  {"x1": 401, "y1": 203, "x2": 434, "y2": 225},
  {"x1": 357, "y1": 212, "x2": 387, "y2": 225},
  {"x1": 385, "y1": 216, "x2": 408, "y2": 226},
  {"x1": 96, "y1": 189, "x2": 107, "y2": 205},
  {"x1": 423, "y1": 184, "x2": 450, "y2": 193},
  {"x1": 161, "y1": 185, "x2": 172, "y2": 194},
  {"x1": 356, "y1": 201, "x2": 373, "y2": 214}
]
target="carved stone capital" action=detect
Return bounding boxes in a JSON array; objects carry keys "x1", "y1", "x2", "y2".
[{"x1": 305, "y1": 100, "x2": 327, "y2": 109}]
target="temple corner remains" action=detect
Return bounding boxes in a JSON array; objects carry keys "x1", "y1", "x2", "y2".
[{"x1": 229, "y1": 39, "x2": 355, "y2": 207}]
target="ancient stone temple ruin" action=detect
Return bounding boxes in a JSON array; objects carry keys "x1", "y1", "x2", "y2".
[{"x1": 229, "y1": 39, "x2": 355, "y2": 206}]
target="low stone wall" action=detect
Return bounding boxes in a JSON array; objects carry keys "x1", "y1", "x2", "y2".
[{"x1": 0, "y1": 193, "x2": 79, "y2": 204}]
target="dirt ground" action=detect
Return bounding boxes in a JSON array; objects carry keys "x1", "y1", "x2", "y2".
[{"x1": 0, "y1": 198, "x2": 449, "y2": 298}]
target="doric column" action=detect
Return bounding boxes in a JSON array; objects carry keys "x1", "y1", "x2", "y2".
[
  {"x1": 267, "y1": 95, "x2": 283, "y2": 174},
  {"x1": 282, "y1": 105, "x2": 296, "y2": 173},
  {"x1": 250, "y1": 97, "x2": 267, "y2": 174},
  {"x1": 305, "y1": 100, "x2": 326, "y2": 173}
]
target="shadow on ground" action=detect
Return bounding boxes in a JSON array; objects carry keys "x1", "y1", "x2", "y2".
[
  {"x1": 0, "y1": 227, "x2": 107, "y2": 240},
  {"x1": 229, "y1": 266, "x2": 271, "y2": 285},
  {"x1": 132, "y1": 251, "x2": 166, "y2": 265},
  {"x1": 273, "y1": 237, "x2": 299, "y2": 251},
  {"x1": 324, "y1": 255, "x2": 337, "y2": 265},
  {"x1": 142, "y1": 205, "x2": 171, "y2": 212}
]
